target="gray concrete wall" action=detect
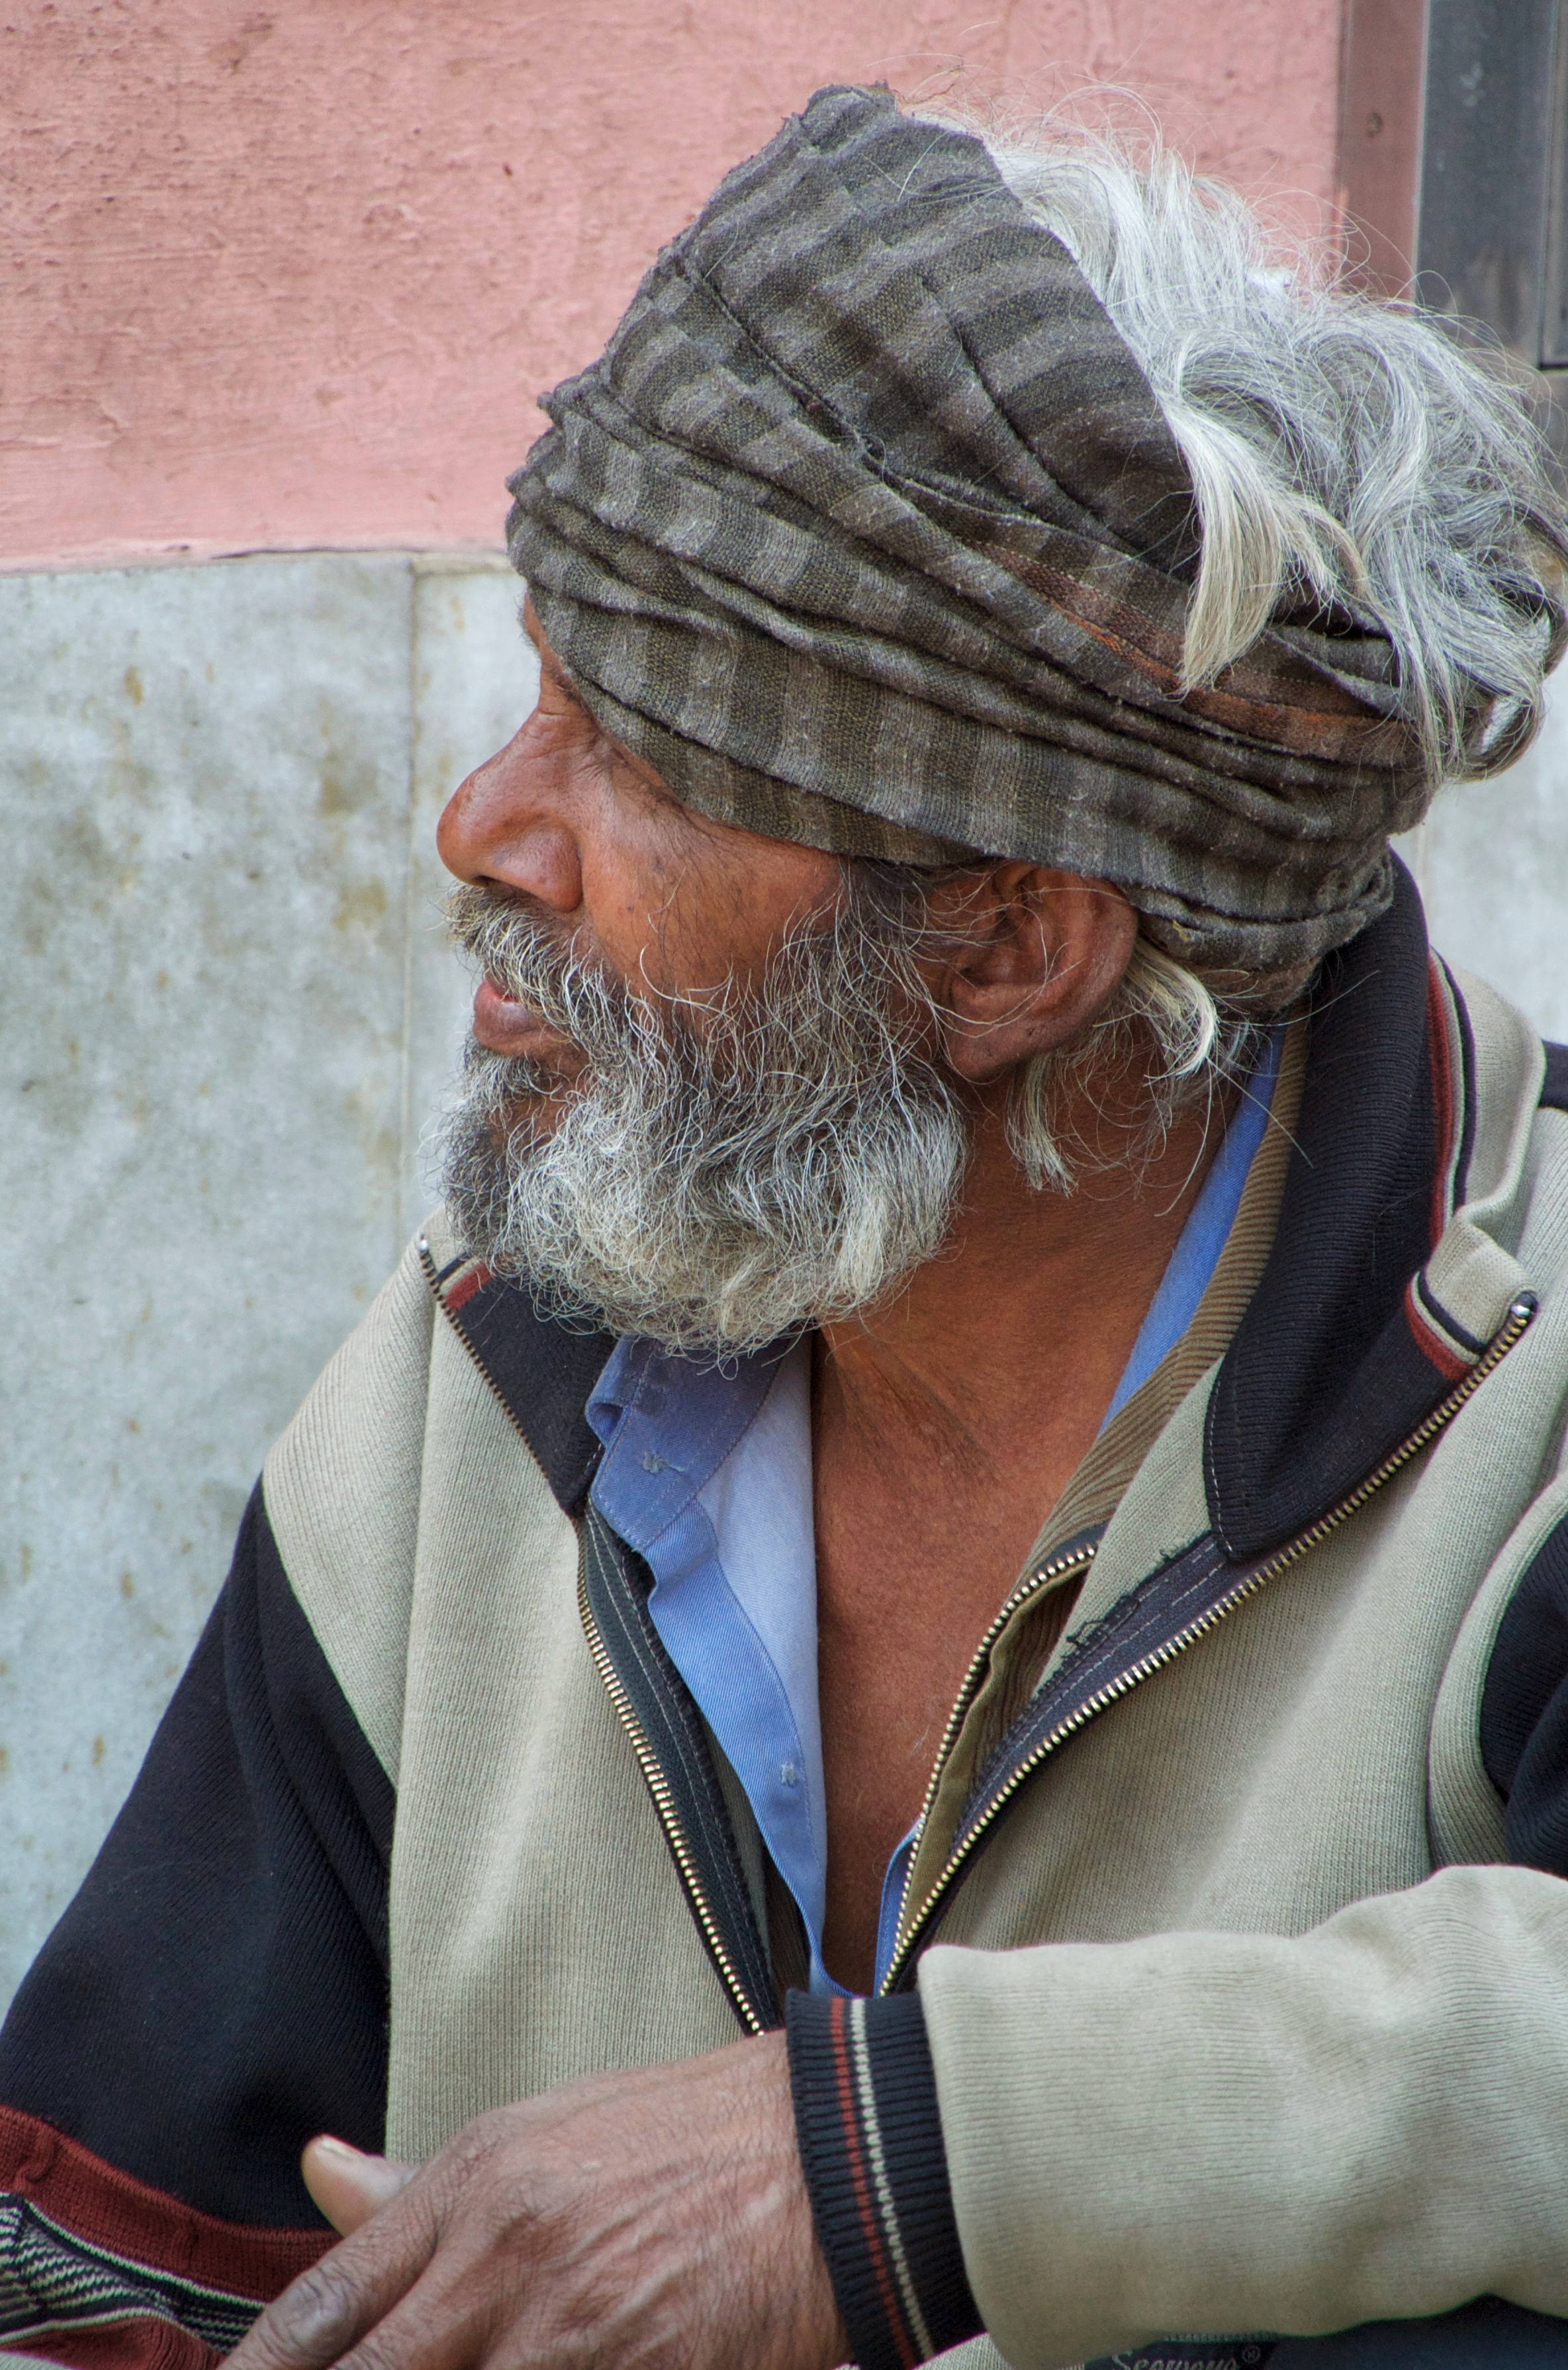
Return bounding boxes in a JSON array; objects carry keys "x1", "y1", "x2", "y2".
[
  {"x1": 1, "y1": 548, "x2": 1565, "y2": 2015},
  {"x1": 1398, "y1": 717, "x2": 1568, "y2": 1041},
  {"x1": 0, "y1": 551, "x2": 536, "y2": 2007}
]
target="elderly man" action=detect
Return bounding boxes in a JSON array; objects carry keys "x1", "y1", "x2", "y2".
[{"x1": 5, "y1": 83, "x2": 1568, "y2": 2370}]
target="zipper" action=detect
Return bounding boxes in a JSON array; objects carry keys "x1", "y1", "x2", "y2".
[
  {"x1": 418, "y1": 1238, "x2": 768, "y2": 2036},
  {"x1": 576, "y1": 1557, "x2": 769, "y2": 2036},
  {"x1": 878, "y1": 1291, "x2": 1538, "y2": 1994},
  {"x1": 889, "y1": 1535, "x2": 1101, "y2": 1949}
]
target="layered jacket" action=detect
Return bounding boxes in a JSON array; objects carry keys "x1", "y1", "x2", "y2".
[{"x1": 7, "y1": 870, "x2": 1568, "y2": 2370}]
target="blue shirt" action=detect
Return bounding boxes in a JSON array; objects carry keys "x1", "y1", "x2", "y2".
[{"x1": 586, "y1": 1031, "x2": 1283, "y2": 1993}]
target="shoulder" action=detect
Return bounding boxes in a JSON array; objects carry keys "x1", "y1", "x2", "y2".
[
  {"x1": 261, "y1": 1228, "x2": 441, "y2": 1778},
  {"x1": 1481, "y1": 1502, "x2": 1568, "y2": 1876},
  {"x1": 1422, "y1": 986, "x2": 1568, "y2": 1868},
  {"x1": 261, "y1": 1216, "x2": 613, "y2": 1780},
  {"x1": 1471, "y1": 1021, "x2": 1568, "y2": 1877}
]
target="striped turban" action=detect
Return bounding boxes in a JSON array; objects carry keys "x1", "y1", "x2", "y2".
[{"x1": 506, "y1": 84, "x2": 1439, "y2": 970}]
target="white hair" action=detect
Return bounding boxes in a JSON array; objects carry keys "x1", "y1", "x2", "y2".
[
  {"x1": 931, "y1": 113, "x2": 1568, "y2": 785},
  {"x1": 887, "y1": 104, "x2": 1568, "y2": 1173}
]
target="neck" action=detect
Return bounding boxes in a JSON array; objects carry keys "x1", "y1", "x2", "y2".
[
  {"x1": 807, "y1": 1057, "x2": 1234, "y2": 1992},
  {"x1": 815, "y1": 1066, "x2": 1229, "y2": 1520}
]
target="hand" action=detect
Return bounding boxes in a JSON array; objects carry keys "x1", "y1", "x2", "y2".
[{"x1": 226, "y1": 2030, "x2": 849, "y2": 2370}]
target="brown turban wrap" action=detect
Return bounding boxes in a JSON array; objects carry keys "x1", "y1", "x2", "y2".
[{"x1": 508, "y1": 85, "x2": 1454, "y2": 969}]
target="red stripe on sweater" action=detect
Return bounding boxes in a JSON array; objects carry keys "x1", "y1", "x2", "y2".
[
  {"x1": 1426, "y1": 958, "x2": 1459, "y2": 1253},
  {"x1": 0, "y1": 2105, "x2": 329, "y2": 2305},
  {"x1": 1402, "y1": 1276, "x2": 1471, "y2": 1384},
  {"x1": 442, "y1": 1263, "x2": 494, "y2": 1313}
]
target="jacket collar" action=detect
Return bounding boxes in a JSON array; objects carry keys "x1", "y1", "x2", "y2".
[
  {"x1": 419, "y1": 1248, "x2": 613, "y2": 1515},
  {"x1": 1205, "y1": 858, "x2": 1521, "y2": 1558}
]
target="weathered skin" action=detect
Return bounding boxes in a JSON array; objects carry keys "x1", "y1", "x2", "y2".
[{"x1": 233, "y1": 2034, "x2": 845, "y2": 2370}]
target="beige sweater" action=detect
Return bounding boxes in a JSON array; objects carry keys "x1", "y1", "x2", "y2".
[{"x1": 262, "y1": 950, "x2": 1568, "y2": 2367}]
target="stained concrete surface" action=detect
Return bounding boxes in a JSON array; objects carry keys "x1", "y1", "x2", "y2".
[
  {"x1": 0, "y1": 551, "x2": 535, "y2": 2008},
  {"x1": 0, "y1": 548, "x2": 1564, "y2": 2016}
]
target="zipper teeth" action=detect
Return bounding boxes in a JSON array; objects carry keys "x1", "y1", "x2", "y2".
[
  {"x1": 418, "y1": 1240, "x2": 766, "y2": 2037},
  {"x1": 880, "y1": 1293, "x2": 1537, "y2": 1993},
  {"x1": 894, "y1": 1537, "x2": 1099, "y2": 1941},
  {"x1": 576, "y1": 1562, "x2": 767, "y2": 2038}
]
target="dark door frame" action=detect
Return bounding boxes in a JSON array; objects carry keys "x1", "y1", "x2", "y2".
[{"x1": 1339, "y1": 0, "x2": 1567, "y2": 441}]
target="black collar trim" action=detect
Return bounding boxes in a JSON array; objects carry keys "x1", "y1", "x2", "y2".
[
  {"x1": 1442, "y1": 953, "x2": 1479, "y2": 1212},
  {"x1": 422, "y1": 1249, "x2": 613, "y2": 1516},
  {"x1": 1205, "y1": 861, "x2": 1488, "y2": 1559}
]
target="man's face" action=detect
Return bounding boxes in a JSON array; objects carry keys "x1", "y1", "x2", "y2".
[
  {"x1": 438, "y1": 603, "x2": 845, "y2": 1094},
  {"x1": 433, "y1": 608, "x2": 971, "y2": 1353}
]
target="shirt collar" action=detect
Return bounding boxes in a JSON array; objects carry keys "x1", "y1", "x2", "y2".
[{"x1": 586, "y1": 1334, "x2": 792, "y2": 1555}]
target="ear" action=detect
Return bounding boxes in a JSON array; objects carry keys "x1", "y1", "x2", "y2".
[{"x1": 924, "y1": 866, "x2": 1138, "y2": 1084}]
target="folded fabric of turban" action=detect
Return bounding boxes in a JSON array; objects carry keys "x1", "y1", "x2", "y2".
[{"x1": 508, "y1": 83, "x2": 1457, "y2": 970}]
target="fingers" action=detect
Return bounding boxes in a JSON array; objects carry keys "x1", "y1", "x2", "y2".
[
  {"x1": 228, "y1": 2184, "x2": 441, "y2": 2370},
  {"x1": 303, "y1": 2137, "x2": 419, "y2": 2236}
]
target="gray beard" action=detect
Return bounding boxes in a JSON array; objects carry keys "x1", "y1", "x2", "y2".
[{"x1": 438, "y1": 881, "x2": 971, "y2": 1356}]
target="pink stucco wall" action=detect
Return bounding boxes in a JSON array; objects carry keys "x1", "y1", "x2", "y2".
[{"x1": 2, "y1": 1, "x2": 1347, "y2": 570}]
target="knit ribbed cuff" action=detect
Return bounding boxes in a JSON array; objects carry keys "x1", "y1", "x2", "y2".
[{"x1": 786, "y1": 1989, "x2": 982, "y2": 2369}]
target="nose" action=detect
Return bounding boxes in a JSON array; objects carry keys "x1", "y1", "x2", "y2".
[{"x1": 436, "y1": 715, "x2": 584, "y2": 915}]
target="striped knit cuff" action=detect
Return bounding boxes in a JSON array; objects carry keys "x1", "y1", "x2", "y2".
[{"x1": 786, "y1": 1989, "x2": 982, "y2": 2369}]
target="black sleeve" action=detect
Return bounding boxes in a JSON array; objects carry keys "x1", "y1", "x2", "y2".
[
  {"x1": 0, "y1": 1483, "x2": 393, "y2": 2228},
  {"x1": 1479, "y1": 1510, "x2": 1568, "y2": 1876}
]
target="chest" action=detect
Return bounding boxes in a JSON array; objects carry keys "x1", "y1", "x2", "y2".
[{"x1": 808, "y1": 1378, "x2": 1103, "y2": 1709}]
